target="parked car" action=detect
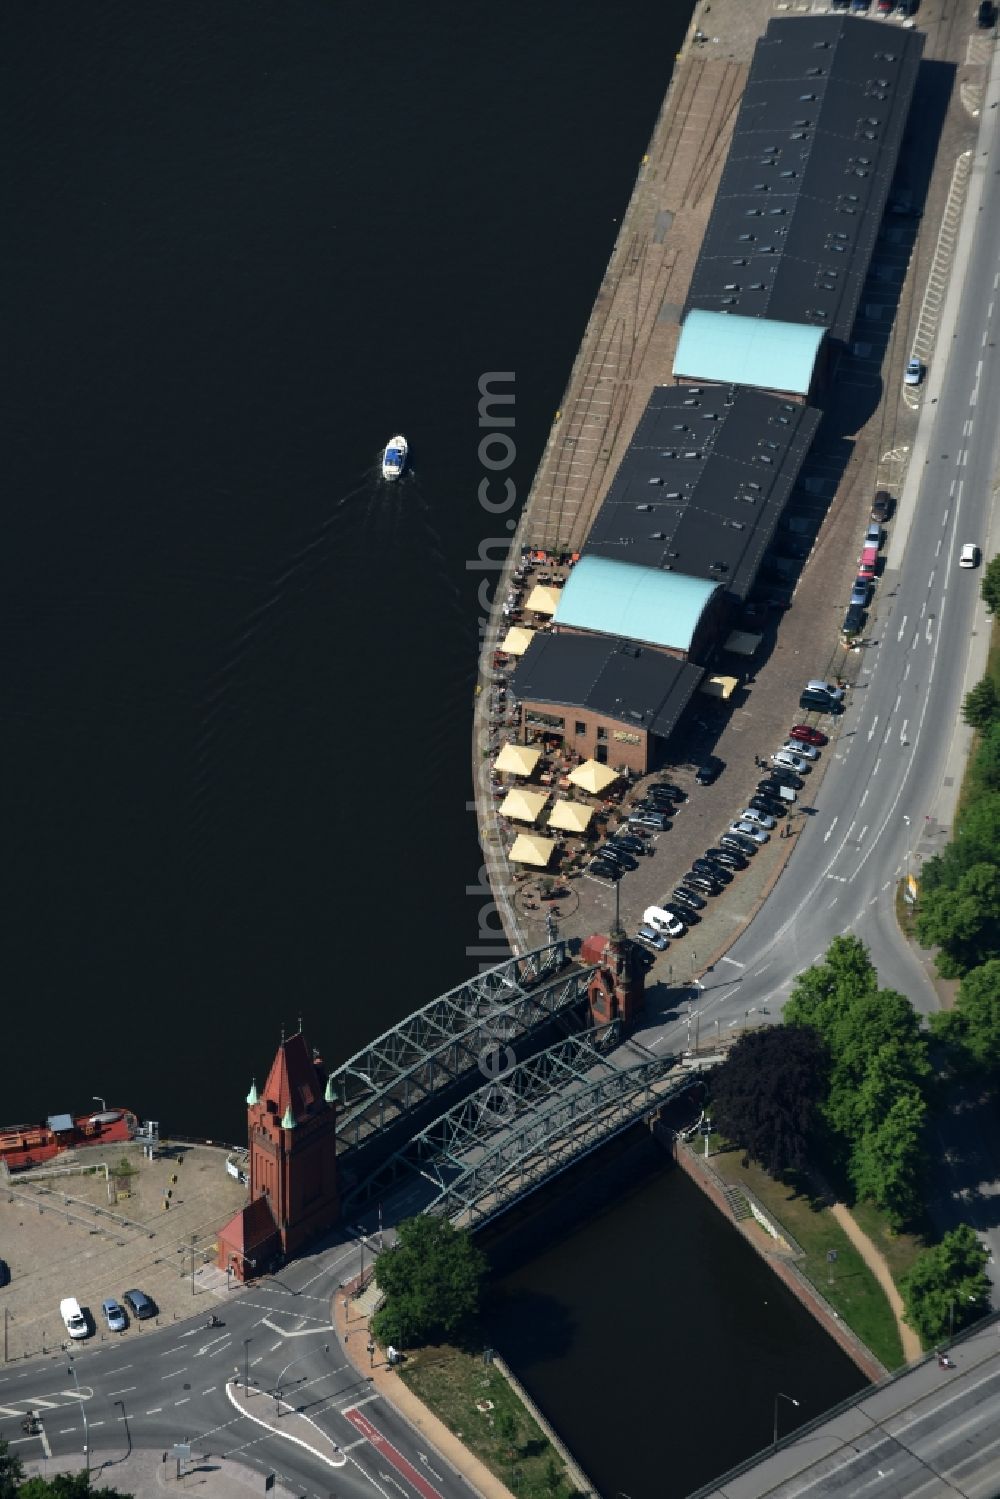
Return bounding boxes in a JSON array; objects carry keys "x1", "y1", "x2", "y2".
[
  {"x1": 102, "y1": 1298, "x2": 127, "y2": 1332},
  {"x1": 959, "y1": 543, "x2": 980, "y2": 568},
  {"x1": 60, "y1": 1298, "x2": 90, "y2": 1340},
  {"x1": 705, "y1": 846, "x2": 747, "y2": 871},
  {"x1": 864, "y1": 524, "x2": 883, "y2": 549},
  {"x1": 877, "y1": 0, "x2": 893, "y2": 13},
  {"x1": 728, "y1": 821, "x2": 769, "y2": 844},
  {"x1": 979, "y1": 0, "x2": 995, "y2": 26},
  {"x1": 773, "y1": 750, "x2": 811, "y2": 774},
  {"x1": 695, "y1": 757, "x2": 723, "y2": 786},
  {"x1": 0, "y1": 1259, "x2": 9, "y2": 1288},
  {"x1": 653, "y1": 782, "x2": 687, "y2": 802},
  {"x1": 805, "y1": 679, "x2": 844, "y2": 701},
  {"x1": 684, "y1": 873, "x2": 721, "y2": 896},
  {"x1": 740, "y1": 807, "x2": 775, "y2": 829},
  {"x1": 782, "y1": 739, "x2": 818, "y2": 761},
  {"x1": 904, "y1": 356, "x2": 924, "y2": 386},
  {"x1": 628, "y1": 812, "x2": 670, "y2": 831},
  {"x1": 750, "y1": 794, "x2": 784, "y2": 819},
  {"x1": 643, "y1": 905, "x2": 686, "y2": 938},
  {"x1": 850, "y1": 580, "x2": 870, "y2": 608},
  {"x1": 589, "y1": 860, "x2": 621, "y2": 880},
  {"x1": 858, "y1": 544, "x2": 880, "y2": 579},
  {"x1": 122, "y1": 1289, "x2": 157, "y2": 1320},
  {"x1": 789, "y1": 724, "x2": 827, "y2": 746},
  {"x1": 636, "y1": 925, "x2": 669, "y2": 951},
  {"x1": 765, "y1": 766, "x2": 803, "y2": 790},
  {"x1": 722, "y1": 832, "x2": 760, "y2": 857},
  {"x1": 600, "y1": 846, "x2": 638, "y2": 871},
  {"x1": 842, "y1": 603, "x2": 867, "y2": 640},
  {"x1": 609, "y1": 834, "x2": 647, "y2": 856},
  {"x1": 663, "y1": 902, "x2": 699, "y2": 925},
  {"x1": 672, "y1": 886, "x2": 707, "y2": 911},
  {"x1": 871, "y1": 491, "x2": 894, "y2": 522},
  {"x1": 693, "y1": 857, "x2": 732, "y2": 883}
]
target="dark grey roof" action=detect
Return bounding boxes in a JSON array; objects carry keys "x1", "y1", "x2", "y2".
[
  {"x1": 512, "y1": 632, "x2": 705, "y2": 742},
  {"x1": 583, "y1": 384, "x2": 820, "y2": 599},
  {"x1": 684, "y1": 15, "x2": 923, "y2": 343}
]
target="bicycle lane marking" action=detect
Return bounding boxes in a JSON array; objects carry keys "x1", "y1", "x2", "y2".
[{"x1": 344, "y1": 1408, "x2": 443, "y2": 1499}]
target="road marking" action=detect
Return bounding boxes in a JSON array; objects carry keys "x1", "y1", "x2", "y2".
[
  {"x1": 859, "y1": 826, "x2": 868, "y2": 842},
  {"x1": 224, "y1": 1384, "x2": 356, "y2": 1479},
  {"x1": 901, "y1": 720, "x2": 909, "y2": 743},
  {"x1": 269, "y1": 1342, "x2": 283, "y2": 1353},
  {"x1": 103, "y1": 1367, "x2": 133, "y2": 1378},
  {"x1": 874, "y1": 757, "x2": 881, "y2": 775},
  {"x1": 860, "y1": 788, "x2": 870, "y2": 807},
  {"x1": 251, "y1": 1356, "x2": 265, "y2": 1367},
  {"x1": 927, "y1": 570, "x2": 935, "y2": 591},
  {"x1": 344, "y1": 1409, "x2": 441, "y2": 1499},
  {"x1": 897, "y1": 615, "x2": 908, "y2": 641},
  {"x1": 827, "y1": 897, "x2": 839, "y2": 909},
  {"x1": 894, "y1": 693, "x2": 902, "y2": 713},
  {"x1": 720, "y1": 955, "x2": 745, "y2": 968},
  {"x1": 58, "y1": 1429, "x2": 75, "y2": 1435},
  {"x1": 107, "y1": 1387, "x2": 136, "y2": 1397},
  {"x1": 91, "y1": 1420, "x2": 105, "y2": 1427},
  {"x1": 161, "y1": 1367, "x2": 189, "y2": 1380},
  {"x1": 202, "y1": 1387, "x2": 218, "y2": 1396},
  {"x1": 867, "y1": 716, "x2": 879, "y2": 741},
  {"x1": 926, "y1": 618, "x2": 933, "y2": 643},
  {"x1": 342, "y1": 1438, "x2": 367, "y2": 1452},
  {"x1": 146, "y1": 1408, "x2": 162, "y2": 1415},
  {"x1": 936, "y1": 537, "x2": 942, "y2": 556},
  {"x1": 175, "y1": 1398, "x2": 190, "y2": 1406},
  {"x1": 846, "y1": 821, "x2": 856, "y2": 840}
]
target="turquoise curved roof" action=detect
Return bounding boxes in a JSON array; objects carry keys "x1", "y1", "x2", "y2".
[
  {"x1": 673, "y1": 309, "x2": 824, "y2": 396},
  {"x1": 554, "y1": 557, "x2": 719, "y2": 653}
]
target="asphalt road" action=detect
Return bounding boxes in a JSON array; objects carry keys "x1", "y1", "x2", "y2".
[
  {"x1": 634, "y1": 48, "x2": 1000, "y2": 1262},
  {"x1": 0, "y1": 1236, "x2": 474, "y2": 1499}
]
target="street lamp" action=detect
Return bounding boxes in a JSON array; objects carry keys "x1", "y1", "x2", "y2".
[
  {"x1": 274, "y1": 1345, "x2": 328, "y2": 1413},
  {"x1": 92, "y1": 1095, "x2": 106, "y2": 1115},
  {"x1": 773, "y1": 1392, "x2": 800, "y2": 1448},
  {"x1": 67, "y1": 1358, "x2": 89, "y2": 1474},
  {"x1": 116, "y1": 1398, "x2": 130, "y2": 1459}
]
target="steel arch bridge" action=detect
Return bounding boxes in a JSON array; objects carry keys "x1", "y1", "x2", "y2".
[
  {"x1": 329, "y1": 942, "x2": 596, "y2": 1158},
  {"x1": 344, "y1": 1032, "x2": 702, "y2": 1232}
]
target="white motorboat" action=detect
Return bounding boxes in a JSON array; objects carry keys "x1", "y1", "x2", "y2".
[{"x1": 381, "y1": 435, "x2": 408, "y2": 481}]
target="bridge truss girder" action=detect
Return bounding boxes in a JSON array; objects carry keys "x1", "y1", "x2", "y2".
[{"x1": 330, "y1": 943, "x2": 596, "y2": 1153}]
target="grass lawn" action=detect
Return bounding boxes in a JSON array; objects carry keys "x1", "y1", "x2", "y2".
[
  {"x1": 850, "y1": 1199, "x2": 925, "y2": 1286},
  {"x1": 710, "y1": 1147, "x2": 905, "y2": 1370},
  {"x1": 400, "y1": 1344, "x2": 577, "y2": 1499}
]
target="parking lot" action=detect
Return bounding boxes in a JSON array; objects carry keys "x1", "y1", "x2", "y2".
[{"x1": 0, "y1": 1142, "x2": 246, "y2": 1362}]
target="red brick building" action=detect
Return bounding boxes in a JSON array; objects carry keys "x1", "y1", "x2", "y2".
[{"x1": 216, "y1": 1031, "x2": 339, "y2": 1282}]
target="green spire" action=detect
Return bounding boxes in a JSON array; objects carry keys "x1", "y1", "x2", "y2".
[
  {"x1": 246, "y1": 1079, "x2": 258, "y2": 1106},
  {"x1": 281, "y1": 1104, "x2": 296, "y2": 1130},
  {"x1": 324, "y1": 1074, "x2": 337, "y2": 1105}
]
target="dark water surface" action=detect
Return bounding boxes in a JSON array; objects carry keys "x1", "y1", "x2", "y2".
[{"x1": 3, "y1": 7, "x2": 870, "y2": 1492}]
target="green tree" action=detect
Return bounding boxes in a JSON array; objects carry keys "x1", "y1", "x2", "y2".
[
  {"x1": 847, "y1": 1087, "x2": 926, "y2": 1228},
  {"x1": 18, "y1": 1477, "x2": 132, "y2": 1499},
  {"x1": 962, "y1": 677, "x2": 999, "y2": 731},
  {"x1": 900, "y1": 1224, "x2": 990, "y2": 1348},
  {"x1": 948, "y1": 960, "x2": 1000, "y2": 1073},
  {"x1": 921, "y1": 794, "x2": 1000, "y2": 894},
  {"x1": 709, "y1": 1024, "x2": 828, "y2": 1177},
  {"x1": 970, "y1": 721, "x2": 1000, "y2": 793},
  {"x1": 0, "y1": 1438, "x2": 24, "y2": 1499},
  {"x1": 371, "y1": 1216, "x2": 486, "y2": 1348},
  {"x1": 784, "y1": 936, "x2": 879, "y2": 1043},
  {"x1": 981, "y1": 554, "x2": 1000, "y2": 615},
  {"x1": 544, "y1": 1455, "x2": 564, "y2": 1495},
  {"x1": 916, "y1": 861, "x2": 1000, "y2": 977},
  {"x1": 493, "y1": 1409, "x2": 518, "y2": 1458}
]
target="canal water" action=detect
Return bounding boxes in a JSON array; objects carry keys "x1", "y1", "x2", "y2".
[{"x1": 3, "y1": 2, "x2": 869, "y2": 1489}]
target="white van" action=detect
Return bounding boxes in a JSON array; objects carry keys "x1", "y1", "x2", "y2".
[
  {"x1": 60, "y1": 1297, "x2": 89, "y2": 1340},
  {"x1": 643, "y1": 905, "x2": 684, "y2": 937}
]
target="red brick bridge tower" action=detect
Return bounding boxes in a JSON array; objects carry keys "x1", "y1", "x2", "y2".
[{"x1": 216, "y1": 1030, "x2": 339, "y2": 1281}]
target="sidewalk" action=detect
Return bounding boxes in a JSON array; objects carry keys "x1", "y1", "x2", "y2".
[
  {"x1": 24, "y1": 1448, "x2": 295, "y2": 1499},
  {"x1": 334, "y1": 1293, "x2": 513, "y2": 1499},
  {"x1": 829, "y1": 1204, "x2": 923, "y2": 1364}
]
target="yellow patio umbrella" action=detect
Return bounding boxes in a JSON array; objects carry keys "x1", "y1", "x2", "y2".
[
  {"x1": 499, "y1": 787, "x2": 549, "y2": 824},
  {"x1": 525, "y1": 584, "x2": 561, "y2": 616},
  {"x1": 500, "y1": 625, "x2": 535, "y2": 656},
  {"x1": 568, "y1": 759, "x2": 619, "y2": 795},
  {"x1": 509, "y1": 832, "x2": 557, "y2": 868},
  {"x1": 495, "y1": 742, "x2": 541, "y2": 777},
  {"x1": 547, "y1": 799, "x2": 594, "y2": 835}
]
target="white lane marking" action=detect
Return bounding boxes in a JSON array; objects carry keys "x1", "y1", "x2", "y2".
[
  {"x1": 146, "y1": 1407, "x2": 163, "y2": 1415},
  {"x1": 904, "y1": 661, "x2": 911, "y2": 679},
  {"x1": 897, "y1": 615, "x2": 908, "y2": 641},
  {"x1": 936, "y1": 537, "x2": 942, "y2": 556},
  {"x1": 720, "y1": 955, "x2": 745, "y2": 968},
  {"x1": 91, "y1": 1420, "x2": 105, "y2": 1427},
  {"x1": 824, "y1": 816, "x2": 839, "y2": 843},
  {"x1": 859, "y1": 826, "x2": 868, "y2": 842},
  {"x1": 900, "y1": 720, "x2": 909, "y2": 743},
  {"x1": 251, "y1": 1356, "x2": 265, "y2": 1367},
  {"x1": 202, "y1": 1387, "x2": 218, "y2": 1396},
  {"x1": 874, "y1": 757, "x2": 881, "y2": 774},
  {"x1": 927, "y1": 570, "x2": 935, "y2": 591},
  {"x1": 868, "y1": 716, "x2": 879, "y2": 741},
  {"x1": 224, "y1": 1384, "x2": 358, "y2": 1479},
  {"x1": 911, "y1": 630, "x2": 920, "y2": 651},
  {"x1": 107, "y1": 1386, "x2": 136, "y2": 1397},
  {"x1": 860, "y1": 788, "x2": 870, "y2": 807},
  {"x1": 894, "y1": 693, "x2": 902, "y2": 714},
  {"x1": 846, "y1": 821, "x2": 857, "y2": 839},
  {"x1": 926, "y1": 618, "x2": 933, "y2": 644},
  {"x1": 161, "y1": 1367, "x2": 189, "y2": 1380},
  {"x1": 102, "y1": 1367, "x2": 133, "y2": 1378},
  {"x1": 175, "y1": 1398, "x2": 191, "y2": 1406}
]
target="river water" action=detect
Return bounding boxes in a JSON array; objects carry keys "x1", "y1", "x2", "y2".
[{"x1": 3, "y1": 3, "x2": 867, "y2": 1489}]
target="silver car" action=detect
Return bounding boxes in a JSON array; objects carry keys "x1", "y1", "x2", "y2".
[
  {"x1": 740, "y1": 807, "x2": 775, "y2": 830},
  {"x1": 782, "y1": 739, "x2": 818, "y2": 761},
  {"x1": 772, "y1": 749, "x2": 810, "y2": 774},
  {"x1": 727, "y1": 820, "x2": 769, "y2": 844}
]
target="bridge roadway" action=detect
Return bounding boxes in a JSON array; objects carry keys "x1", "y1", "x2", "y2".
[{"x1": 693, "y1": 1314, "x2": 1000, "y2": 1499}]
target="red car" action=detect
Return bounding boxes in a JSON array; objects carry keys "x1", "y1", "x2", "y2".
[{"x1": 789, "y1": 724, "x2": 827, "y2": 746}]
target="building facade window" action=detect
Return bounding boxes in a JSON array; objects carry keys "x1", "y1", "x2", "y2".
[
  {"x1": 596, "y1": 726, "x2": 608, "y2": 741},
  {"x1": 575, "y1": 721, "x2": 587, "y2": 736}
]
